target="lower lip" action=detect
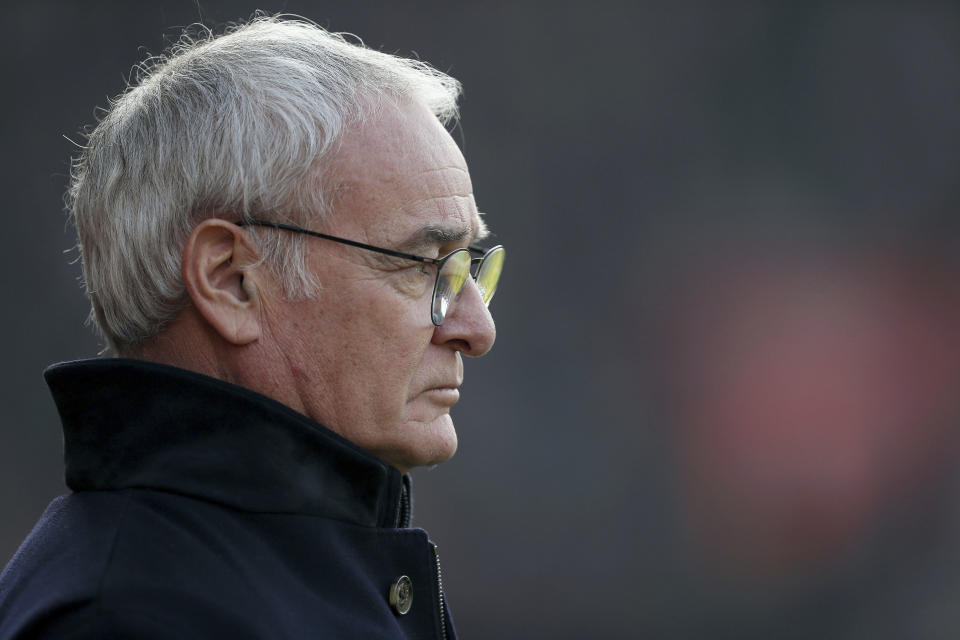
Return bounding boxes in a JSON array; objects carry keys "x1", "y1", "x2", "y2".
[{"x1": 426, "y1": 388, "x2": 460, "y2": 404}]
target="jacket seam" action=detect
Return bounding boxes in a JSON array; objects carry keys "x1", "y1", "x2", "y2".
[{"x1": 91, "y1": 490, "x2": 134, "y2": 631}]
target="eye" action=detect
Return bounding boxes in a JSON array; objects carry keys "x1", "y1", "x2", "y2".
[{"x1": 415, "y1": 263, "x2": 433, "y2": 276}]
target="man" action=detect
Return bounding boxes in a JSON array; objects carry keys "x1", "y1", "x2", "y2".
[{"x1": 0, "y1": 16, "x2": 502, "y2": 639}]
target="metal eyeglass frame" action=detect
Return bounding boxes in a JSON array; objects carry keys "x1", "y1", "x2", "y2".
[{"x1": 234, "y1": 219, "x2": 503, "y2": 326}]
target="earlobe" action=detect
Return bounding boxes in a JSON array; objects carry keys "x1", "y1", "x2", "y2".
[{"x1": 182, "y1": 219, "x2": 263, "y2": 345}]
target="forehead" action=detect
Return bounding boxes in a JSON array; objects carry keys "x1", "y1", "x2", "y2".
[{"x1": 326, "y1": 101, "x2": 481, "y2": 248}]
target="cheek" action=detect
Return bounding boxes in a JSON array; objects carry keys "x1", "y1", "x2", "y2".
[
  {"x1": 354, "y1": 302, "x2": 435, "y2": 399},
  {"x1": 295, "y1": 272, "x2": 436, "y2": 404},
  {"x1": 377, "y1": 329, "x2": 435, "y2": 391}
]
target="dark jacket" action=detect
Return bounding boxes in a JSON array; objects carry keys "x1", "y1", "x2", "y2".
[{"x1": 0, "y1": 359, "x2": 456, "y2": 639}]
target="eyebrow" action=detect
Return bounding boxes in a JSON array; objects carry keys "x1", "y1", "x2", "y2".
[{"x1": 396, "y1": 222, "x2": 490, "y2": 254}]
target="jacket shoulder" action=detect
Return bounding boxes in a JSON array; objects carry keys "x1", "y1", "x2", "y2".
[
  {"x1": 0, "y1": 494, "x2": 123, "y2": 635},
  {"x1": 0, "y1": 492, "x2": 257, "y2": 639}
]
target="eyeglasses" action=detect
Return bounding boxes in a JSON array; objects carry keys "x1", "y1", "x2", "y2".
[{"x1": 235, "y1": 219, "x2": 504, "y2": 326}]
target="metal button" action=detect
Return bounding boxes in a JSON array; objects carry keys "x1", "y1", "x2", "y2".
[{"x1": 389, "y1": 575, "x2": 413, "y2": 615}]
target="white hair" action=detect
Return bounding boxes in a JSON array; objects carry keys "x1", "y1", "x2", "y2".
[{"x1": 68, "y1": 15, "x2": 462, "y2": 352}]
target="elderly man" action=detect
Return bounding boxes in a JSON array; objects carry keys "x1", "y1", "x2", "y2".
[{"x1": 0, "y1": 17, "x2": 502, "y2": 639}]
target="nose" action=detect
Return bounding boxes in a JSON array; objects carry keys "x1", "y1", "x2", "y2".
[{"x1": 431, "y1": 277, "x2": 496, "y2": 356}]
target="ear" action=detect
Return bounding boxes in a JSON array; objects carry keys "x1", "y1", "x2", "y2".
[{"x1": 182, "y1": 219, "x2": 263, "y2": 345}]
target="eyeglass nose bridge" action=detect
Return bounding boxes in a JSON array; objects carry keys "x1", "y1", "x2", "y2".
[{"x1": 468, "y1": 256, "x2": 485, "y2": 278}]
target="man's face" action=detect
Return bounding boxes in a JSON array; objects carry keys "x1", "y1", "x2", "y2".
[{"x1": 262, "y1": 101, "x2": 496, "y2": 472}]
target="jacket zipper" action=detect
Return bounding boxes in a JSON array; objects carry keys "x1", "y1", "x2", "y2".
[
  {"x1": 432, "y1": 542, "x2": 448, "y2": 640},
  {"x1": 398, "y1": 481, "x2": 411, "y2": 528}
]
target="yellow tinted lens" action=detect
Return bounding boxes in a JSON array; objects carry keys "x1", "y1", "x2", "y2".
[
  {"x1": 432, "y1": 250, "x2": 471, "y2": 324},
  {"x1": 476, "y1": 247, "x2": 504, "y2": 304}
]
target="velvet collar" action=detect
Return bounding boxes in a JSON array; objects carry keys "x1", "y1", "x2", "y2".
[{"x1": 45, "y1": 358, "x2": 410, "y2": 528}]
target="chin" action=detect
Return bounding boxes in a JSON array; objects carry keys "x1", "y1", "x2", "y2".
[{"x1": 386, "y1": 415, "x2": 459, "y2": 472}]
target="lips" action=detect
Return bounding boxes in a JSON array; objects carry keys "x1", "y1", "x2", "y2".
[
  {"x1": 421, "y1": 377, "x2": 462, "y2": 406},
  {"x1": 417, "y1": 356, "x2": 463, "y2": 399},
  {"x1": 425, "y1": 373, "x2": 462, "y2": 392}
]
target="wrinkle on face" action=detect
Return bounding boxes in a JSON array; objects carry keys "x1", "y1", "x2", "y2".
[
  {"x1": 327, "y1": 103, "x2": 480, "y2": 243},
  {"x1": 258, "y1": 99, "x2": 493, "y2": 471}
]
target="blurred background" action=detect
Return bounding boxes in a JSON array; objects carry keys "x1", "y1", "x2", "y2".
[{"x1": 4, "y1": 1, "x2": 960, "y2": 638}]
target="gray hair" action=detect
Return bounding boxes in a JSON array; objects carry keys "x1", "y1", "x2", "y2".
[{"x1": 68, "y1": 15, "x2": 462, "y2": 353}]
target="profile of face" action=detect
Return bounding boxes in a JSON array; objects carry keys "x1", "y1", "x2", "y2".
[{"x1": 261, "y1": 101, "x2": 497, "y2": 472}]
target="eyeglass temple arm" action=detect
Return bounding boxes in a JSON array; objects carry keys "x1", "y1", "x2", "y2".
[{"x1": 235, "y1": 220, "x2": 442, "y2": 265}]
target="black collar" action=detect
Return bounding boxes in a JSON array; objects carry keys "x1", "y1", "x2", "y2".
[{"x1": 45, "y1": 358, "x2": 410, "y2": 528}]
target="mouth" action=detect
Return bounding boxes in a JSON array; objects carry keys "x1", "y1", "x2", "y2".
[{"x1": 424, "y1": 381, "x2": 461, "y2": 406}]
